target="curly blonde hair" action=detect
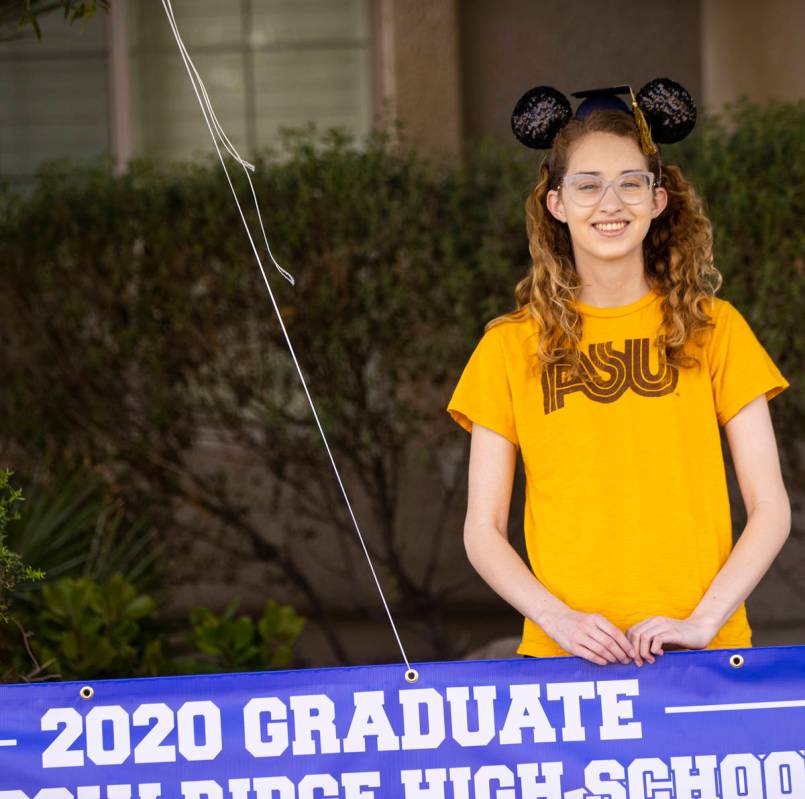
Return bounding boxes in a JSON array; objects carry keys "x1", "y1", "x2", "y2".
[{"x1": 488, "y1": 109, "x2": 722, "y2": 378}]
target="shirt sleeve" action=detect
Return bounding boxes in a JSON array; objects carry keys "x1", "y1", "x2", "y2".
[
  {"x1": 707, "y1": 300, "x2": 790, "y2": 427},
  {"x1": 446, "y1": 325, "x2": 519, "y2": 447}
]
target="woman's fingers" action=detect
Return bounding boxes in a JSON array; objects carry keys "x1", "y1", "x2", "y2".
[
  {"x1": 574, "y1": 616, "x2": 635, "y2": 665},
  {"x1": 579, "y1": 634, "x2": 618, "y2": 663},
  {"x1": 638, "y1": 629, "x2": 656, "y2": 664},
  {"x1": 594, "y1": 616, "x2": 636, "y2": 661},
  {"x1": 630, "y1": 619, "x2": 672, "y2": 665},
  {"x1": 575, "y1": 643, "x2": 609, "y2": 666},
  {"x1": 549, "y1": 610, "x2": 667, "y2": 667},
  {"x1": 627, "y1": 628, "x2": 651, "y2": 665},
  {"x1": 587, "y1": 627, "x2": 631, "y2": 664},
  {"x1": 572, "y1": 614, "x2": 674, "y2": 667}
]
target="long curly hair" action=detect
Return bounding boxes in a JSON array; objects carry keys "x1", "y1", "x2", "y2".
[{"x1": 488, "y1": 109, "x2": 722, "y2": 378}]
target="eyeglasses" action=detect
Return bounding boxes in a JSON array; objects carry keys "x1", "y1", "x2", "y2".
[{"x1": 558, "y1": 170, "x2": 657, "y2": 207}]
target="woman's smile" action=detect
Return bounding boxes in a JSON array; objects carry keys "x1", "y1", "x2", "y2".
[{"x1": 591, "y1": 220, "x2": 630, "y2": 237}]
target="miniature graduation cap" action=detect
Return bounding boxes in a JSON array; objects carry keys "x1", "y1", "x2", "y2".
[{"x1": 511, "y1": 77, "x2": 696, "y2": 153}]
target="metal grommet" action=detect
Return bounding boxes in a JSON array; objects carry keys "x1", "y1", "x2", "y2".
[
  {"x1": 404, "y1": 668, "x2": 419, "y2": 683},
  {"x1": 729, "y1": 654, "x2": 744, "y2": 669},
  {"x1": 79, "y1": 686, "x2": 94, "y2": 700}
]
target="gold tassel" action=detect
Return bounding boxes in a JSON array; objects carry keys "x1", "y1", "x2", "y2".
[{"x1": 630, "y1": 87, "x2": 657, "y2": 156}]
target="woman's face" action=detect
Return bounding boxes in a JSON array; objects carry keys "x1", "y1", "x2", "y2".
[{"x1": 546, "y1": 132, "x2": 668, "y2": 266}]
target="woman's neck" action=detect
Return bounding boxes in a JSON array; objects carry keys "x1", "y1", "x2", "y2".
[{"x1": 574, "y1": 257, "x2": 651, "y2": 309}]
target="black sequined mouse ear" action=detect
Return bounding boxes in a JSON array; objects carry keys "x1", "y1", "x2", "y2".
[
  {"x1": 511, "y1": 86, "x2": 572, "y2": 149},
  {"x1": 636, "y1": 77, "x2": 697, "y2": 144}
]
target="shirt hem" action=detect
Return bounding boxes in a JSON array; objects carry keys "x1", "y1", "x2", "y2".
[
  {"x1": 446, "y1": 406, "x2": 519, "y2": 448},
  {"x1": 717, "y1": 379, "x2": 790, "y2": 426}
]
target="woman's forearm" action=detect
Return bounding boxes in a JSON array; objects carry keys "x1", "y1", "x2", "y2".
[
  {"x1": 465, "y1": 521, "x2": 639, "y2": 664},
  {"x1": 689, "y1": 498, "x2": 791, "y2": 633},
  {"x1": 464, "y1": 522, "x2": 568, "y2": 628}
]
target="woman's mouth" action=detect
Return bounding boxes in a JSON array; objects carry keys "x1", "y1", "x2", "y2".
[{"x1": 592, "y1": 221, "x2": 630, "y2": 237}]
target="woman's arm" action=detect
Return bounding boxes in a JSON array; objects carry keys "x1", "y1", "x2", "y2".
[
  {"x1": 464, "y1": 422, "x2": 636, "y2": 665},
  {"x1": 627, "y1": 394, "x2": 791, "y2": 664}
]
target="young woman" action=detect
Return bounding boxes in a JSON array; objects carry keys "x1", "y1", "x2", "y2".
[{"x1": 447, "y1": 81, "x2": 791, "y2": 667}]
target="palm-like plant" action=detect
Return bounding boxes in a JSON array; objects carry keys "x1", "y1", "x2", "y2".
[{"x1": 4, "y1": 464, "x2": 161, "y2": 593}]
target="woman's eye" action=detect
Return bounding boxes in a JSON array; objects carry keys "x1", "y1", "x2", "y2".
[
  {"x1": 621, "y1": 181, "x2": 641, "y2": 189},
  {"x1": 578, "y1": 183, "x2": 599, "y2": 192}
]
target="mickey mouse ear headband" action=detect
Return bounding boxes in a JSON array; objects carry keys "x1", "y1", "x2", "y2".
[{"x1": 511, "y1": 77, "x2": 696, "y2": 155}]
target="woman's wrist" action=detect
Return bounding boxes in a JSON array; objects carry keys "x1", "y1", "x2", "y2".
[
  {"x1": 685, "y1": 610, "x2": 722, "y2": 640},
  {"x1": 530, "y1": 595, "x2": 571, "y2": 630}
]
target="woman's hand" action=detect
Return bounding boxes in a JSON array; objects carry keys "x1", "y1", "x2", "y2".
[
  {"x1": 626, "y1": 616, "x2": 718, "y2": 666},
  {"x1": 541, "y1": 608, "x2": 636, "y2": 666}
]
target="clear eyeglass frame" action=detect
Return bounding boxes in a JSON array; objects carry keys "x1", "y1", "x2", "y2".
[{"x1": 557, "y1": 170, "x2": 658, "y2": 207}]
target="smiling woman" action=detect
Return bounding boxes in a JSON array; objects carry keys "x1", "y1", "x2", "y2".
[{"x1": 446, "y1": 80, "x2": 791, "y2": 667}]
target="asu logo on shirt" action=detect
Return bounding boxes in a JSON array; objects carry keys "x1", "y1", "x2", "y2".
[{"x1": 541, "y1": 336, "x2": 679, "y2": 414}]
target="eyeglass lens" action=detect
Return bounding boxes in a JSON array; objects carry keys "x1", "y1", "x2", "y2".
[{"x1": 563, "y1": 173, "x2": 654, "y2": 206}]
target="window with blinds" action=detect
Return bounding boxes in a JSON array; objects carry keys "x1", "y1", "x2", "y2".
[
  {"x1": 130, "y1": 0, "x2": 372, "y2": 162},
  {"x1": 0, "y1": 11, "x2": 110, "y2": 185},
  {"x1": 0, "y1": 0, "x2": 371, "y2": 184}
]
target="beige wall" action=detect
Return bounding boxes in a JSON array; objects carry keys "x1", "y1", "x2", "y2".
[
  {"x1": 372, "y1": 0, "x2": 463, "y2": 159},
  {"x1": 458, "y1": 0, "x2": 702, "y2": 144},
  {"x1": 375, "y1": 0, "x2": 805, "y2": 159},
  {"x1": 701, "y1": 0, "x2": 805, "y2": 112}
]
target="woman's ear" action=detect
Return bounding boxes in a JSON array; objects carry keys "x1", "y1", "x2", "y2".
[
  {"x1": 651, "y1": 185, "x2": 669, "y2": 218},
  {"x1": 546, "y1": 189, "x2": 567, "y2": 223}
]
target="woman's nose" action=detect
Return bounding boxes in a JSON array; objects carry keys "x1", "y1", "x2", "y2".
[{"x1": 598, "y1": 184, "x2": 623, "y2": 209}]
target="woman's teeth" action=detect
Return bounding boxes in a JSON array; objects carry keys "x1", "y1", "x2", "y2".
[{"x1": 593, "y1": 222, "x2": 628, "y2": 231}]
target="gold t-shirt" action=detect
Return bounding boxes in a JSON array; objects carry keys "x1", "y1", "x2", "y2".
[{"x1": 447, "y1": 288, "x2": 790, "y2": 657}]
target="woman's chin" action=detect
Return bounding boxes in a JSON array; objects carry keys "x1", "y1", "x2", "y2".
[{"x1": 584, "y1": 240, "x2": 640, "y2": 261}]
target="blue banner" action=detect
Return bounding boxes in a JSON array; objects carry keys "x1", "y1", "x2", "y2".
[{"x1": 1, "y1": 645, "x2": 803, "y2": 798}]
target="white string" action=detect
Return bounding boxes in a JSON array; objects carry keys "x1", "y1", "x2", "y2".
[{"x1": 160, "y1": 0, "x2": 413, "y2": 675}]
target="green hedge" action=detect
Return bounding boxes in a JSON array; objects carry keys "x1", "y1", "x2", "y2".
[{"x1": 1, "y1": 104, "x2": 801, "y2": 663}]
